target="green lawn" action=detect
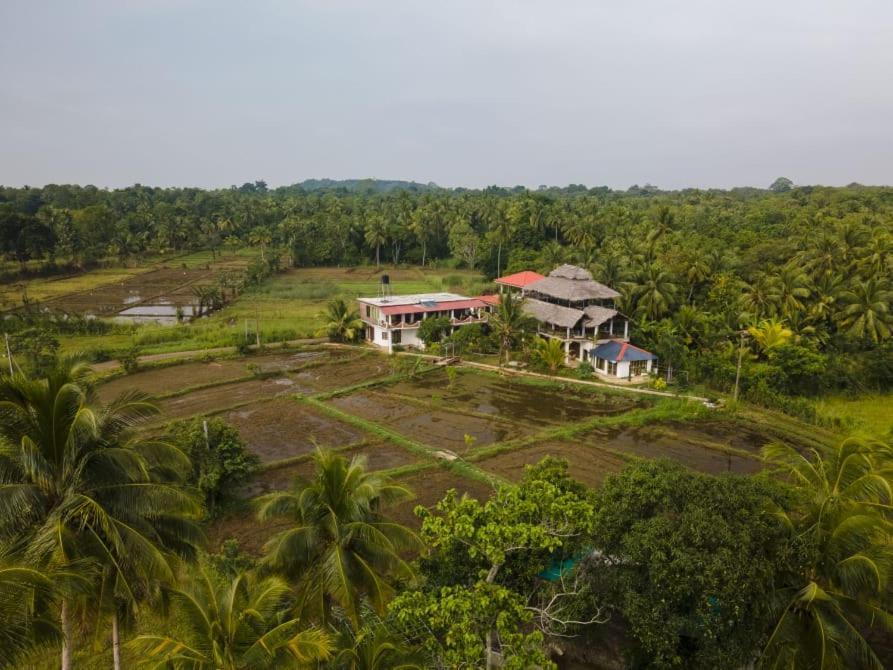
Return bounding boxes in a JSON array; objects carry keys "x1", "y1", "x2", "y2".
[{"x1": 816, "y1": 394, "x2": 893, "y2": 438}]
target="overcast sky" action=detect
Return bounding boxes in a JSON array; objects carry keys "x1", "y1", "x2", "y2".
[{"x1": 2, "y1": 1, "x2": 892, "y2": 190}]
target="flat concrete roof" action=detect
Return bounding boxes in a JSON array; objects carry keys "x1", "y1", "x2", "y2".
[{"x1": 357, "y1": 292, "x2": 468, "y2": 307}]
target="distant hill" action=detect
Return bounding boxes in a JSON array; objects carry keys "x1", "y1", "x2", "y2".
[{"x1": 284, "y1": 178, "x2": 439, "y2": 194}]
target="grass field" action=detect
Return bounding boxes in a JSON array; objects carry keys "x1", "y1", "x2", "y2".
[
  {"x1": 816, "y1": 394, "x2": 893, "y2": 437},
  {"x1": 53, "y1": 264, "x2": 485, "y2": 357}
]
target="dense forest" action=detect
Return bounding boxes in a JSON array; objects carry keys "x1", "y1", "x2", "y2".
[{"x1": 1, "y1": 179, "x2": 891, "y2": 417}]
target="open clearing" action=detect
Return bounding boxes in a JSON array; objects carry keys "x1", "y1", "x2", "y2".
[
  {"x1": 225, "y1": 398, "x2": 366, "y2": 463},
  {"x1": 476, "y1": 441, "x2": 628, "y2": 487}
]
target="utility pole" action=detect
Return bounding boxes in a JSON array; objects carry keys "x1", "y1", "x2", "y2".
[
  {"x1": 4, "y1": 333, "x2": 12, "y2": 376},
  {"x1": 733, "y1": 330, "x2": 747, "y2": 403}
]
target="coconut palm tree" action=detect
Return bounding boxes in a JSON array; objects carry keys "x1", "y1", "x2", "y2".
[
  {"x1": 318, "y1": 298, "x2": 364, "y2": 343},
  {"x1": 364, "y1": 215, "x2": 388, "y2": 267},
  {"x1": 837, "y1": 278, "x2": 892, "y2": 344},
  {"x1": 747, "y1": 318, "x2": 794, "y2": 354},
  {"x1": 759, "y1": 437, "x2": 893, "y2": 669},
  {"x1": 247, "y1": 226, "x2": 272, "y2": 262},
  {"x1": 130, "y1": 568, "x2": 332, "y2": 669},
  {"x1": 487, "y1": 292, "x2": 536, "y2": 365},
  {"x1": 0, "y1": 358, "x2": 202, "y2": 670},
  {"x1": 256, "y1": 449, "x2": 420, "y2": 626},
  {"x1": 628, "y1": 263, "x2": 678, "y2": 320},
  {"x1": 769, "y1": 265, "x2": 811, "y2": 321}
]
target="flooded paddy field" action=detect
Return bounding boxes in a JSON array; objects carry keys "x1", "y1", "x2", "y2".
[
  {"x1": 225, "y1": 398, "x2": 366, "y2": 463},
  {"x1": 387, "y1": 368, "x2": 646, "y2": 424},
  {"x1": 154, "y1": 378, "x2": 299, "y2": 420},
  {"x1": 329, "y1": 389, "x2": 531, "y2": 452}
]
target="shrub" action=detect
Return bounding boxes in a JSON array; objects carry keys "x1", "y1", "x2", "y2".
[
  {"x1": 120, "y1": 346, "x2": 140, "y2": 374},
  {"x1": 167, "y1": 417, "x2": 259, "y2": 516},
  {"x1": 576, "y1": 360, "x2": 594, "y2": 379}
]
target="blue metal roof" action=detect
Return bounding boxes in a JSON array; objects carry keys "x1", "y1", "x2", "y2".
[{"x1": 592, "y1": 340, "x2": 657, "y2": 362}]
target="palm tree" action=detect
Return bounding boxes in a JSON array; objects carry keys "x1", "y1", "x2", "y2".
[
  {"x1": 487, "y1": 292, "x2": 536, "y2": 365},
  {"x1": 256, "y1": 449, "x2": 420, "y2": 626},
  {"x1": 130, "y1": 568, "x2": 332, "y2": 669},
  {"x1": 760, "y1": 437, "x2": 893, "y2": 669},
  {"x1": 838, "y1": 278, "x2": 892, "y2": 344},
  {"x1": 318, "y1": 298, "x2": 364, "y2": 343},
  {"x1": 334, "y1": 624, "x2": 421, "y2": 670},
  {"x1": 747, "y1": 318, "x2": 794, "y2": 354},
  {"x1": 0, "y1": 559, "x2": 65, "y2": 668},
  {"x1": 247, "y1": 226, "x2": 272, "y2": 262},
  {"x1": 0, "y1": 358, "x2": 202, "y2": 670},
  {"x1": 628, "y1": 264, "x2": 678, "y2": 320},
  {"x1": 364, "y1": 215, "x2": 388, "y2": 267},
  {"x1": 741, "y1": 273, "x2": 777, "y2": 321},
  {"x1": 770, "y1": 265, "x2": 811, "y2": 320},
  {"x1": 533, "y1": 337, "x2": 566, "y2": 373}
]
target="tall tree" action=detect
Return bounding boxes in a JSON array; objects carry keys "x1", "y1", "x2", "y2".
[{"x1": 256, "y1": 449, "x2": 420, "y2": 626}]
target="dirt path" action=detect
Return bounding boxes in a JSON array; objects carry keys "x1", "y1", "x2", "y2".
[
  {"x1": 92, "y1": 337, "x2": 328, "y2": 372},
  {"x1": 457, "y1": 360, "x2": 712, "y2": 403}
]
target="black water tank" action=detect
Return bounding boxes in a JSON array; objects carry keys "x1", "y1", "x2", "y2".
[{"x1": 381, "y1": 274, "x2": 390, "y2": 285}]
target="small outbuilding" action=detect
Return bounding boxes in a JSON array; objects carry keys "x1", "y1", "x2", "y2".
[{"x1": 590, "y1": 340, "x2": 657, "y2": 379}]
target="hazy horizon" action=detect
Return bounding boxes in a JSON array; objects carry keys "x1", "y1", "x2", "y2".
[{"x1": 2, "y1": 1, "x2": 892, "y2": 190}]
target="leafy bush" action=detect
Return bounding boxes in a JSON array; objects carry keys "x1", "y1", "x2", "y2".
[
  {"x1": 120, "y1": 346, "x2": 140, "y2": 374},
  {"x1": 167, "y1": 417, "x2": 259, "y2": 516},
  {"x1": 418, "y1": 316, "x2": 452, "y2": 345},
  {"x1": 576, "y1": 360, "x2": 594, "y2": 378}
]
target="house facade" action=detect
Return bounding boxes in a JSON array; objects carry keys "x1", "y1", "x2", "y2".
[
  {"x1": 496, "y1": 264, "x2": 657, "y2": 379},
  {"x1": 357, "y1": 292, "x2": 492, "y2": 353}
]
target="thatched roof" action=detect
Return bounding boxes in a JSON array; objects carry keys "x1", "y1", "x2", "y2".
[
  {"x1": 522, "y1": 264, "x2": 621, "y2": 302},
  {"x1": 583, "y1": 305, "x2": 618, "y2": 328},
  {"x1": 524, "y1": 276, "x2": 620, "y2": 302},
  {"x1": 549, "y1": 264, "x2": 593, "y2": 280},
  {"x1": 522, "y1": 298, "x2": 584, "y2": 329}
]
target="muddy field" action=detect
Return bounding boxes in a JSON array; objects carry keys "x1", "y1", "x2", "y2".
[
  {"x1": 240, "y1": 440, "x2": 420, "y2": 498},
  {"x1": 42, "y1": 255, "x2": 255, "y2": 323},
  {"x1": 153, "y1": 378, "x2": 299, "y2": 420},
  {"x1": 226, "y1": 398, "x2": 366, "y2": 463},
  {"x1": 97, "y1": 349, "x2": 353, "y2": 401},
  {"x1": 388, "y1": 369, "x2": 645, "y2": 424},
  {"x1": 476, "y1": 441, "x2": 628, "y2": 487},
  {"x1": 578, "y1": 423, "x2": 764, "y2": 475},
  {"x1": 387, "y1": 467, "x2": 496, "y2": 528},
  {"x1": 329, "y1": 390, "x2": 530, "y2": 452}
]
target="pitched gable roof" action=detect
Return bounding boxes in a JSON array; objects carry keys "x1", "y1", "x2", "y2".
[
  {"x1": 495, "y1": 270, "x2": 545, "y2": 288},
  {"x1": 522, "y1": 298, "x2": 584, "y2": 329}
]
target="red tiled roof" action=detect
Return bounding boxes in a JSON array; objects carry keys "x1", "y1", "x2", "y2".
[
  {"x1": 495, "y1": 270, "x2": 545, "y2": 288},
  {"x1": 379, "y1": 298, "x2": 489, "y2": 316},
  {"x1": 476, "y1": 294, "x2": 500, "y2": 306}
]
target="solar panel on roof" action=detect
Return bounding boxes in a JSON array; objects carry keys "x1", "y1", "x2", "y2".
[{"x1": 420, "y1": 300, "x2": 437, "y2": 307}]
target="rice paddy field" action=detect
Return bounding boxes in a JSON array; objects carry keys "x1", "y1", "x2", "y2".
[
  {"x1": 25, "y1": 261, "x2": 485, "y2": 358},
  {"x1": 96, "y1": 347, "x2": 838, "y2": 555}
]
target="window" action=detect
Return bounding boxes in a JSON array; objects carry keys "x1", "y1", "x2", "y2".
[
  {"x1": 596, "y1": 357, "x2": 606, "y2": 371},
  {"x1": 392, "y1": 329, "x2": 402, "y2": 344},
  {"x1": 607, "y1": 361, "x2": 617, "y2": 375},
  {"x1": 630, "y1": 360, "x2": 648, "y2": 376},
  {"x1": 365, "y1": 305, "x2": 371, "y2": 318},
  {"x1": 381, "y1": 330, "x2": 388, "y2": 341}
]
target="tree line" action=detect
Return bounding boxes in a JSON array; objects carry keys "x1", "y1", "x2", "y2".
[{"x1": 1, "y1": 180, "x2": 891, "y2": 407}]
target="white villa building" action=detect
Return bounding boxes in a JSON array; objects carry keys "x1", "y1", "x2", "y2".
[
  {"x1": 496, "y1": 264, "x2": 657, "y2": 379},
  {"x1": 357, "y1": 292, "x2": 492, "y2": 353}
]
